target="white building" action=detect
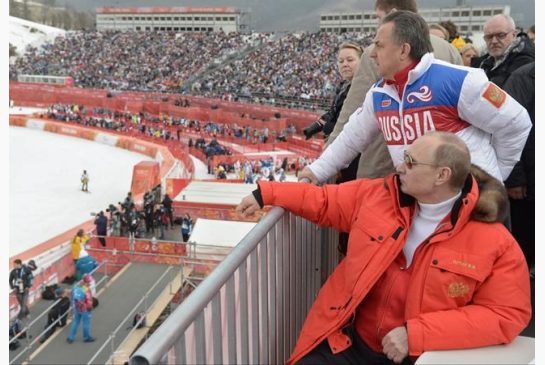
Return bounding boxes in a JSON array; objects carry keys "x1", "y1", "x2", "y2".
[
  {"x1": 320, "y1": 5, "x2": 510, "y2": 34},
  {"x1": 96, "y1": 6, "x2": 244, "y2": 33}
]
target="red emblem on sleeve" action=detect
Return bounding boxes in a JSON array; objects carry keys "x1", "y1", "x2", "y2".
[{"x1": 481, "y1": 82, "x2": 507, "y2": 109}]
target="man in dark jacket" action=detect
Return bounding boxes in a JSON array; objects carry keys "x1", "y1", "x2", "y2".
[
  {"x1": 9, "y1": 259, "x2": 33, "y2": 319},
  {"x1": 40, "y1": 288, "x2": 71, "y2": 343},
  {"x1": 472, "y1": 14, "x2": 534, "y2": 87},
  {"x1": 94, "y1": 211, "x2": 108, "y2": 247},
  {"x1": 502, "y1": 62, "x2": 535, "y2": 275},
  {"x1": 161, "y1": 194, "x2": 174, "y2": 229}
]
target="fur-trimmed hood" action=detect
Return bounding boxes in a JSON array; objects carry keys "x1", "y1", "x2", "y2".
[
  {"x1": 394, "y1": 164, "x2": 508, "y2": 225},
  {"x1": 469, "y1": 164, "x2": 508, "y2": 223}
]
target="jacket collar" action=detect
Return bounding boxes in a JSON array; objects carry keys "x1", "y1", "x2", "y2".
[
  {"x1": 390, "y1": 173, "x2": 478, "y2": 232},
  {"x1": 374, "y1": 53, "x2": 436, "y2": 101},
  {"x1": 384, "y1": 60, "x2": 419, "y2": 98}
]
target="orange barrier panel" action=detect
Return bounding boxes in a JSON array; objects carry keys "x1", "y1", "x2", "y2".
[
  {"x1": 9, "y1": 116, "x2": 27, "y2": 126},
  {"x1": 116, "y1": 136, "x2": 158, "y2": 158},
  {"x1": 131, "y1": 161, "x2": 161, "y2": 196},
  {"x1": 166, "y1": 178, "x2": 191, "y2": 198},
  {"x1": 10, "y1": 82, "x2": 320, "y2": 131}
]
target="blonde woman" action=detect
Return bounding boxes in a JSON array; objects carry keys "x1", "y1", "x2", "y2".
[
  {"x1": 303, "y1": 41, "x2": 364, "y2": 144},
  {"x1": 459, "y1": 43, "x2": 479, "y2": 67}
]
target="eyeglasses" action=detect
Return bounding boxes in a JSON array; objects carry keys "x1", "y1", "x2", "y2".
[
  {"x1": 483, "y1": 31, "x2": 513, "y2": 42},
  {"x1": 403, "y1": 151, "x2": 437, "y2": 169}
]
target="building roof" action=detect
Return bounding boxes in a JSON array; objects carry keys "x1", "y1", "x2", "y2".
[{"x1": 96, "y1": 7, "x2": 240, "y2": 15}]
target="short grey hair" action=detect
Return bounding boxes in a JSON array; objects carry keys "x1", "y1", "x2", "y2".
[
  {"x1": 484, "y1": 14, "x2": 516, "y2": 31},
  {"x1": 381, "y1": 10, "x2": 433, "y2": 60},
  {"x1": 429, "y1": 132, "x2": 471, "y2": 189}
]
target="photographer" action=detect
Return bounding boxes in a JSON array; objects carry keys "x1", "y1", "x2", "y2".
[
  {"x1": 9, "y1": 259, "x2": 34, "y2": 319},
  {"x1": 302, "y1": 41, "x2": 363, "y2": 182},
  {"x1": 143, "y1": 193, "x2": 155, "y2": 233},
  {"x1": 105, "y1": 203, "x2": 118, "y2": 220},
  {"x1": 110, "y1": 211, "x2": 122, "y2": 236},
  {"x1": 94, "y1": 211, "x2": 108, "y2": 247}
]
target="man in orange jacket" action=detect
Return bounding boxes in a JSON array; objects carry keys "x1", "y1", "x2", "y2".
[{"x1": 237, "y1": 132, "x2": 531, "y2": 364}]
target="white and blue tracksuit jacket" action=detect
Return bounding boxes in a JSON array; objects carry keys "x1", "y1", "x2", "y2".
[{"x1": 310, "y1": 53, "x2": 532, "y2": 182}]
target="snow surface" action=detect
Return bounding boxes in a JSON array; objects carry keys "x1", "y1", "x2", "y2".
[
  {"x1": 9, "y1": 16, "x2": 65, "y2": 60},
  {"x1": 189, "y1": 155, "x2": 214, "y2": 180},
  {"x1": 9, "y1": 126, "x2": 153, "y2": 256}
]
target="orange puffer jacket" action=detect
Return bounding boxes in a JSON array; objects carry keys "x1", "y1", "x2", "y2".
[{"x1": 257, "y1": 172, "x2": 531, "y2": 364}]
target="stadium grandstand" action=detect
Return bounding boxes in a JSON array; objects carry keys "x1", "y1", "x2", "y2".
[
  {"x1": 9, "y1": 3, "x2": 534, "y2": 363},
  {"x1": 9, "y1": 28, "x2": 373, "y2": 111}
]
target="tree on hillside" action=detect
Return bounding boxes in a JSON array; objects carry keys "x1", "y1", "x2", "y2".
[
  {"x1": 51, "y1": 11, "x2": 63, "y2": 28},
  {"x1": 73, "y1": 10, "x2": 94, "y2": 30},
  {"x1": 9, "y1": 0, "x2": 21, "y2": 17},
  {"x1": 61, "y1": 8, "x2": 73, "y2": 29},
  {"x1": 40, "y1": 0, "x2": 56, "y2": 25},
  {"x1": 22, "y1": 0, "x2": 31, "y2": 20},
  {"x1": 10, "y1": 43, "x2": 18, "y2": 57}
]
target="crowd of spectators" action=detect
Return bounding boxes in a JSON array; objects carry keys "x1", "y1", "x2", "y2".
[
  {"x1": 10, "y1": 30, "x2": 372, "y2": 110},
  {"x1": 11, "y1": 31, "x2": 268, "y2": 92},
  {"x1": 46, "y1": 103, "x2": 298, "y2": 149},
  {"x1": 191, "y1": 32, "x2": 373, "y2": 108}
]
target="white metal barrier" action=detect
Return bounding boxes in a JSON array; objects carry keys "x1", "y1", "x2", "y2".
[{"x1": 130, "y1": 207, "x2": 339, "y2": 364}]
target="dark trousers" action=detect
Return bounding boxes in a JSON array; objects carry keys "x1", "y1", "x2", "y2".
[
  {"x1": 16, "y1": 290, "x2": 29, "y2": 319},
  {"x1": 510, "y1": 198, "x2": 535, "y2": 268},
  {"x1": 97, "y1": 232, "x2": 107, "y2": 247},
  {"x1": 42, "y1": 311, "x2": 67, "y2": 341},
  {"x1": 297, "y1": 326, "x2": 413, "y2": 365},
  {"x1": 167, "y1": 209, "x2": 174, "y2": 228}
]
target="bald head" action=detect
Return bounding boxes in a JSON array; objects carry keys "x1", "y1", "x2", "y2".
[{"x1": 426, "y1": 132, "x2": 471, "y2": 189}]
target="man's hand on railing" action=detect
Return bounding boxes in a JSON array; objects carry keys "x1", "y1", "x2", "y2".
[
  {"x1": 298, "y1": 166, "x2": 319, "y2": 184},
  {"x1": 236, "y1": 194, "x2": 261, "y2": 218}
]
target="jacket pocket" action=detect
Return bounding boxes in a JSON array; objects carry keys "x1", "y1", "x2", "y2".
[
  {"x1": 351, "y1": 210, "x2": 400, "y2": 245},
  {"x1": 422, "y1": 246, "x2": 493, "y2": 310},
  {"x1": 343, "y1": 213, "x2": 402, "y2": 297}
]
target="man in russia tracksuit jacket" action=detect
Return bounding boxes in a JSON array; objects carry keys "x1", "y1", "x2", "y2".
[{"x1": 299, "y1": 11, "x2": 531, "y2": 185}]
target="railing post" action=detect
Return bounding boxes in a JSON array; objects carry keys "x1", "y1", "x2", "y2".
[{"x1": 111, "y1": 333, "x2": 116, "y2": 358}]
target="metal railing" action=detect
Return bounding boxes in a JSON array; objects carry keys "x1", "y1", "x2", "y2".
[
  {"x1": 9, "y1": 260, "x2": 110, "y2": 365},
  {"x1": 87, "y1": 265, "x2": 178, "y2": 365},
  {"x1": 130, "y1": 207, "x2": 339, "y2": 364}
]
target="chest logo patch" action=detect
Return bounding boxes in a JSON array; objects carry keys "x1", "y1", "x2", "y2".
[
  {"x1": 406, "y1": 86, "x2": 432, "y2": 103},
  {"x1": 448, "y1": 282, "x2": 470, "y2": 298},
  {"x1": 381, "y1": 99, "x2": 391, "y2": 107}
]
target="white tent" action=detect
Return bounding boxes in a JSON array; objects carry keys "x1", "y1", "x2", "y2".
[
  {"x1": 174, "y1": 181, "x2": 257, "y2": 205},
  {"x1": 188, "y1": 218, "x2": 256, "y2": 261}
]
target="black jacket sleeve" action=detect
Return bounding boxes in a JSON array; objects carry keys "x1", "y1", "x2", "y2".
[
  {"x1": 321, "y1": 81, "x2": 351, "y2": 137},
  {"x1": 252, "y1": 188, "x2": 264, "y2": 208},
  {"x1": 502, "y1": 62, "x2": 535, "y2": 192}
]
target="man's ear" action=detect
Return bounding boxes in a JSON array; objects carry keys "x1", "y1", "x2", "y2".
[
  {"x1": 435, "y1": 167, "x2": 453, "y2": 187},
  {"x1": 400, "y1": 43, "x2": 412, "y2": 60}
]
